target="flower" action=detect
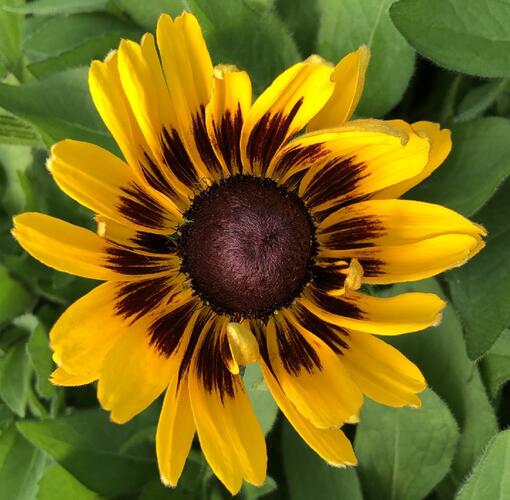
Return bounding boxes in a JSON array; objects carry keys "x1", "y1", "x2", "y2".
[{"x1": 12, "y1": 12, "x2": 485, "y2": 495}]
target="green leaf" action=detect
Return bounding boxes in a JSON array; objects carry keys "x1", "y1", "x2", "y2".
[
  {"x1": 0, "y1": 144, "x2": 35, "y2": 214},
  {"x1": 0, "y1": 264, "x2": 30, "y2": 324},
  {"x1": 0, "y1": 425, "x2": 46, "y2": 500},
  {"x1": 243, "y1": 364, "x2": 279, "y2": 435},
  {"x1": 354, "y1": 389, "x2": 459, "y2": 500},
  {"x1": 17, "y1": 408, "x2": 158, "y2": 497},
  {"x1": 446, "y1": 180, "x2": 510, "y2": 359},
  {"x1": 480, "y1": 329, "x2": 510, "y2": 400},
  {"x1": 6, "y1": 0, "x2": 109, "y2": 15},
  {"x1": 455, "y1": 431, "x2": 510, "y2": 500},
  {"x1": 390, "y1": 0, "x2": 510, "y2": 78},
  {"x1": 317, "y1": 0, "x2": 415, "y2": 117},
  {"x1": 411, "y1": 117, "x2": 510, "y2": 217},
  {"x1": 282, "y1": 420, "x2": 362, "y2": 500},
  {"x1": 112, "y1": 0, "x2": 184, "y2": 31},
  {"x1": 242, "y1": 476, "x2": 277, "y2": 500},
  {"x1": 0, "y1": 338, "x2": 32, "y2": 417},
  {"x1": 455, "y1": 80, "x2": 509, "y2": 123},
  {"x1": 0, "y1": 68, "x2": 116, "y2": 151},
  {"x1": 0, "y1": 0, "x2": 24, "y2": 79},
  {"x1": 26, "y1": 319, "x2": 56, "y2": 400},
  {"x1": 275, "y1": 0, "x2": 319, "y2": 57},
  {"x1": 24, "y1": 13, "x2": 142, "y2": 78},
  {"x1": 386, "y1": 279, "x2": 498, "y2": 497},
  {"x1": 37, "y1": 464, "x2": 99, "y2": 500},
  {"x1": 0, "y1": 113, "x2": 41, "y2": 147},
  {"x1": 188, "y1": 0, "x2": 300, "y2": 95}
]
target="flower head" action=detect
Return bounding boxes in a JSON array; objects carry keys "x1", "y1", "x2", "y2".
[{"x1": 12, "y1": 12, "x2": 485, "y2": 494}]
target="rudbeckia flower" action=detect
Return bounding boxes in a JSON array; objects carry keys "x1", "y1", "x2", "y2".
[{"x1": 12, "y1": 12, "x2": 485, "y2": 494}]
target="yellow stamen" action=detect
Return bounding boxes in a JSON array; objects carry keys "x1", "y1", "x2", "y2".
[{"x1": 226, "y1": 322, "x2": 259, "y2": 374}]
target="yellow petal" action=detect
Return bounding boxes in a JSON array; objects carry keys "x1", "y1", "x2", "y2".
[
  {"x1": 261, "y1": 363, "x2": 357, "y2": 466},
  {"x1": 266, "y1": 314, "x2": 363, "y2": 429},
  {"x1": 227, "y1": 322, "x2": 260, "y2": 372},
  {"x1": 50, "y1": 282, "x2": 126, "y2": 378},
  {"x1": 49, "y1": 140, "x2": 181, "y2": 230},
  {"x1": 308, "y1": 46, "x2": 370, "y2": 130},
  {"x1": 342, "y1": 331, "x2": 426, "y2": 408},
  {"x1": 241, "y1": 55, "x2": 334, "y2": 176},
  {"x1": 319, "y1": 199, "x2": 486, "y2": 247},
  {"x1": 206, "y1": 64, "x2": 252, "y2": 175},
  {"x1": 374, "y1": 121, "x2": 452, "y2": 199},
  {"x1": 50, "y1": 366, "x2": 97, "y2": 386},
  {"x1": 157, "y1": 13, "x2": 223, "y2": 180},
  {"x1": 300, "y1": 289, "x2": 445, "y2": 335},
  {"x1": 98, "y1": 325, "x2": 174, "y2": 424},
  {"x1": 156, "y1": 376, "x2": 195, "y2": 487}
]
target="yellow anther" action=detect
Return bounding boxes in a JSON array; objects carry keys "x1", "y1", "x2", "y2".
[{"x1": 226, "y1": 322, "x2": 259, "y2": 374}]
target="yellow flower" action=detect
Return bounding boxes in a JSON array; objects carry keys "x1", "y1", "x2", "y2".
[{"x1": 12, "y1": 12, "x2": 485, "y2": 494}]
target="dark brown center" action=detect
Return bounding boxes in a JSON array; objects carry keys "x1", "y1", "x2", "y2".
[{"x1": 178, "y1": 175, "x2": 316, "y2": 319}]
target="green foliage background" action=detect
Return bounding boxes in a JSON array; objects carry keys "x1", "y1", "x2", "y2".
[{"x1": 0, "y1": 0, "x2": 509, "y2": 498}]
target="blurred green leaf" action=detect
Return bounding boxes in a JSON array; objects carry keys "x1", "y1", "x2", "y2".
[
  {"x1": 0, "y1": 337, "x2": 32, "y2": 417},
  {"x1": 0, "y1": 68, "x2": 116, "y2": 151},
  {"x1": 37, "y1": 463, "x2": 99, "y2": 500},
  {"x1": 355, "y1": 389, "x2": 458, "y2": 500},
  {"x1": 455, "y1": 80, "x2": 508, "y2": 123},
  {"x1": 0, "y1": 264, "x2": 30, "y2": 324},
  {"x1": 112, "y1": 0, "x2": 184, "y2": 30},
  {"x1": 446, "y1": 180, "x2": 510, "y2": 359},
  {"x1": 0, "y1": 144, "x2": 34, "y2": 214},
  {"x1": 317, "y1": 0, "x2": 415, "y2": 117},
  {"x1": 282, "y1": 420, "x2": 362, "y2": 500},
  {"x1": 411, "y1": 117, "x2": 510, "y2": 217},
  {"x1": 275, "y1": 0, "x2": 319, "y2": 57},
  {"x1": 27, "y1": 319, "x2": 56, "y2": 400},
  {"x1": 0, "y1": 113, "x2": 41, "y2": 147},
  {"x1": 455, "y1": 430, "x2": 510, "y2": 500},
  {"x1": 0, "y1": 425, "x2": 46, "y2": 500},
  {"x1": 0, "y1": 0, "x2": 24, "y2": 79},
  {"x1": 189, "y1": 0, "x2": 300, "y2": 95},
  {"x1": 391, "y1": 0, "x2": 510, "y2": 78},
  {"x1": 386, "y1": 280, "x2": 498, "y2": 497},
  {"x1": 242, "y1": 476, "x2": 277, "y2": 500},
  {"x1": 6, "y1": 0, "x2": 109, "y2": 15},
  {"x1": 243, "y1": 364, "x2": 278, "y2": 435},
  {"x1": 480, "y1": 328, "x2": 510, "y2": 400},
  {"x1": 17, "y1": 408, "x2": 158, "y2": 497}
]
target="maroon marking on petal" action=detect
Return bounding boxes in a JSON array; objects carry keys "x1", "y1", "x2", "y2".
[
  {"x1": 149, "y1": 300, "x2": 198, "y2": 357},
  {"x1": 246, "y1": 98, "x2": 303, "y2": 175},
  {"x1": 275, "y1": 316, "x2": 321, "y2": 376},
  {"x1": 272, "y1": 142, "x2": 327, "y2": 181},
  {"x1": 105, "y1": 246, "x2": 172, "y2": 275},
  {"x1": 307, "y1": 286, "x2": 363, "y2": 319},
  {"x1": 212, "y1": 104, "x2": 244, "y2": 174},
  {"x1": 192, "y1": 105, "x2": 223, "y2": 177},
  {"x1": 140, "y1": 152, "x2": 181, "y2": 202},
  {"x1": 319, "y1": 215, "x2": 384, "y2": 251},
  {"x1": 356, "y1": 258, "x2": 386, "y2": 277}
]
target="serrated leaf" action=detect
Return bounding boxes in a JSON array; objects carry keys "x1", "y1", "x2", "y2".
[
  {"x1": 0, "y1": 425, "x2": 46, "y2": 500},
  {"x1": 355, "y1": 389, "x2": 459, "y2": 500},
  {"x1": 411, "y1": 117, "x2": 510, "y2": 217},
  {"x1": 455, "y1": 431, "x2": 510, "y2": 500},
  {"x1": 282, "y1": 420, "x2": 362, "y2": 500},
  {"x1": 188, "y1": 0, "x2": 300, "y2": 95},
  {"x1": 37, "y1": 464, "x2": 99, "y2": 500},
  {"x1": 391, "y1": 0, "x2": 510, "y2": 78},
  {"x1": 17, "y1": 408, "x2": 158, "y2": 497},
  {"x1": 0, "y1": 68, "x2": 116, "y2": 151},
  {"x1": 317, "y1": 0, "x2": 415, "y2": 117},
  {"x1": 446, "y1": 180, "x2": 510, "y2": 359},
  {"x1": 243, "y1": 364, "x2": 278, "y2": 435}
]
